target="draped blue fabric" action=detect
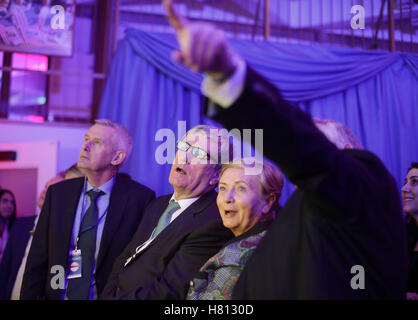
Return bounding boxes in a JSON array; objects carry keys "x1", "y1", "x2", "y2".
[{"x1": 99, "y1": 28, "x2": 418, "y2": 203}]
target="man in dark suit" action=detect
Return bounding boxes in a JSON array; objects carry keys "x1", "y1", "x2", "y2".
[
  {"x1": 164, "y1": 0, "x2": 408, "y2": 299},
  {"x1": 20, "y1": 119, "x2": 155, "y2": 300},
  {"x1": 101, "y1": 125, "x2": 234, "y2": 300}
]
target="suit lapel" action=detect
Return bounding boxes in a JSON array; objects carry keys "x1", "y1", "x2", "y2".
[
  {"x1": 146, "y1": 195, "x2": 172, "y2": 239},
  {"x1": 61, "y1": 178, "x2": 85, "y2": 258},
  {"x1": 96, "y1": 174, "x2": 128, "y2": 269},
  {"x1": 185, "y1": 190, "x2": 217, "y2": 217},
  {"x1": 128, "y1": 195, "x2": 171, "y2": 248},
  {"x1": 138, "y1": 190, "x2": 218, "y2": 254}
]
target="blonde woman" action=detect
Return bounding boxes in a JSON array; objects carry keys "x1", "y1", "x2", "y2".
[{"x1": 187, "y1": 158, "x2": 283, "y2": 300}]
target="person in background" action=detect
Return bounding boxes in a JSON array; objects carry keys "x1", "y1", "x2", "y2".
[
  {"x1": 187, "y1": 158, "x2": 284, "y2": 300},
  {"x1": 36, "y1": 163, "x2": 83, "y2": 210},
  {"x1": 401, "y1": 162, "x2": 418, "y2": 300},
  {"x1": 0, "y1": 189, "x2": 16, "y2": 263},
  {"x1": 21, "y1": 119, "x2": 155, "y2": 300},
  {"x1": 0, "y1": 163, "x2": 83, "y2": 300}
]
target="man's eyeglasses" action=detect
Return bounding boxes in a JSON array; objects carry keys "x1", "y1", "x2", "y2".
[{"x1": 176, "y1": 140, "x2": 210, "y2": 160}]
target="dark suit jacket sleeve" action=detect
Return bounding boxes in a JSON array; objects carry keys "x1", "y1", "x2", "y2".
[
  {"x1": 207, "y1": 67, "x2": 389, "y2": 222},
  {"x1": 122, "y1": 221, "x2": 230, "y2": 300},
  {"x1": 20, "y1": 188, "x2": 52, "y2": 300}
]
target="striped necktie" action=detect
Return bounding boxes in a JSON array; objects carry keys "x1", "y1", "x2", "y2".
[{"x1": 67, "y1": 189, "x2": 104, "y2": 300}]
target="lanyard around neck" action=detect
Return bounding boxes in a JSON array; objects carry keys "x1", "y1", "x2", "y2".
[{"x1": 74, "y1": 177, "x2": 110, "y2": 250}]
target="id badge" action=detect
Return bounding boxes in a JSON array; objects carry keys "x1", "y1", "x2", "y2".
[{"x1": 67, "y1": 249, "x2": 82, "y2": 279}]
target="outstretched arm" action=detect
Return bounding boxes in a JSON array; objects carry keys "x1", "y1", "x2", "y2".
[
  {"x1": 163, "y1": 0, "x2": 237, "y2": 80},
  {"x1": 162, "y1": 0, "x2": 387, "y2": 222}
]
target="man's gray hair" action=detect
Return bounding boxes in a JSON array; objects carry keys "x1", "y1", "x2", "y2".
[
  {"x1": 184, "y1": 125, "x2": 234, "y2": 169},
  {"x1": 94, "y1": 119, "x2": 133, "y2": 160},
  {"x1": 314, "y1": 119, "x2": 363, "y2": 150}
]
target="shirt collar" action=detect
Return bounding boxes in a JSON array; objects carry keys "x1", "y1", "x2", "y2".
[
  {"x1": 170, "y1": 194, "x2": 200, "y2": 211},
  {"x1": 86, "y1": 176, "x2": 115, "y2": 195}
]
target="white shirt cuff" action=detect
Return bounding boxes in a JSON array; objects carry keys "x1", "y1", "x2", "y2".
[{"x1": 201, "y1": 54, "x2": 247, "y2": 109}]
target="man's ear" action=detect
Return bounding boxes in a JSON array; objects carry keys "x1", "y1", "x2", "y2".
[
  {"x1": 209, "y1": 168, "x2": 221, "y2": 186},
  {"x1": 111, "y1": 150, "x2": 126, "y2": 166}
]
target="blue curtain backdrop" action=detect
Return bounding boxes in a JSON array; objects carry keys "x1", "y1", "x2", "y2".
[{"x1": 99, "y1": 28, "x2": 418, "y2": 204}]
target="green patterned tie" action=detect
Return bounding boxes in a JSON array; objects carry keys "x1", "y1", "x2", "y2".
[{"x1": 153, "y1": 200, "x2": 180, "y2": 238}]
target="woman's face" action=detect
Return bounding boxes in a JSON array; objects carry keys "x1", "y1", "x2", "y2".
[
  {"x1": 401, "y1": 168, "x2": 418, "y2": 217},
  {"x1": 0, "y1": 192, "x2": 15, "y2": 219},
  {"x1": 217, "y1": 167, "x2": 271, "y2": 237}
]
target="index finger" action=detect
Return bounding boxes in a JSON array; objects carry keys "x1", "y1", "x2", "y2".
[{"x1": 163, "y1": 0, "x2": 188, "y2": 31}]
